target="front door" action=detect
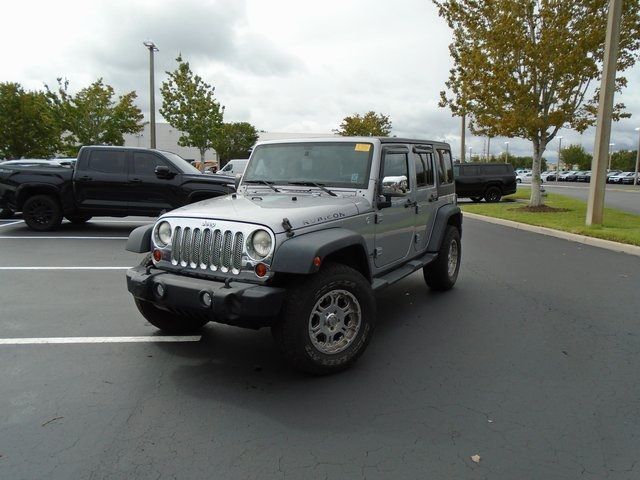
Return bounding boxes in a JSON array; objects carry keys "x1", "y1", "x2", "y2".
[
  {"x1": 374, "y1": 148, "x2": 416, "y2": 269},
  {"x1": 128, "y1": 151, "x2": 182, "y2": 214}
]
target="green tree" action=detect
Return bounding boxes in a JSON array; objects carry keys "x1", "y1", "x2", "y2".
[
  {"x1": 560, "y1": 144, "x2": 592, "y2": 170},
  {"x1": 335, "y1": 111, "x2": 392, "y2": 136},
  {"x1": 610, "y1": 150, "x2": 637, "y2": 171},
  {"x1": 211, "y1": 122, "x2": 259, "y2": 167},
  {"x1": 433, "y1": 0, "x2": 640, "y2": 206},
  {"x1": 0, "y1": 82, "x2": 61, "y2": 159},
  {"x1": 506, "y1": 155, "x2": 548, "y2": 171},
  {"x1": 47, "y1": 78, "x2": 143, "y2": 156},
  {"x1": 160, "y1": 56, "x2": 224, "y2": 170}
]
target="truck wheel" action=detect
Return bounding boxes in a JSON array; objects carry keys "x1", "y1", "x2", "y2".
[
  {"x1": 134, "y1": 298, "x2": 209, "y2": 334},
  {"x1": 0, "y1": 207, "x2": 14, "y2": 219},
  {"x1": 423, "y1": 225, "x2": 461, "y2": 291},
  {"x1": 65, "y1": 215, "x2": 92, "y2": 224},
  {"x1": 272, "y1": 262, "x2": 376, "y2": 375},
  {"x1": 22, "y1": 195, "x2": 63, "y2": 231},
  {"x1": 484, "y1": 187, "x2": 502, "y2": 203}
]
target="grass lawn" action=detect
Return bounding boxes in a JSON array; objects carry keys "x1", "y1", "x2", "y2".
[{"x1": 460, "y1": 188, "x2": 640, "y2": 246}]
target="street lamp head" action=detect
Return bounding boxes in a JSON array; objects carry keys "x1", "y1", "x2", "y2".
[
  {"x1": 557, "y1": 136, "x2": 563, "y2": 140},
  {"x1": 143, "y1": 40, "x2": 159, "y2": 51},
  {"x1": 635, "y1": 127, "x2": 640, "y2": 131}
]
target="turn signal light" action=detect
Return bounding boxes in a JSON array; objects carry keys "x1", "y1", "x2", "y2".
[
  {"x1": 153, "y1": 249, "x2": 162, "y2": 262},
  {"x1": 255, "y1": 263, "x2": 267, "y2": 277},
  {"x1": 313, "y1": 256, "x2": 322, "y2": 267}
]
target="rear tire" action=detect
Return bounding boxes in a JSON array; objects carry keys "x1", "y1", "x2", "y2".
[
  {"x1": 271, "y1": 263, "x2": 376, "y2": 375},
  {"x1": 484, "y1": 186, "x2": 502, "y2": 203},
  {"x1": 22, "y1": 195, "x2": 63, "y2": 231},
  {"x1": 65, "y1": 215, "x2": 92, "y2": 224},
  {"x1": 134, "y1": 298, "x2": 209, "y2": 334},
  {"x1": 0, "y1": 207, "x2": 14, "y2": 219},
  {"x1": 423, "y1": 225, "x2": 461, "y2": 291}
]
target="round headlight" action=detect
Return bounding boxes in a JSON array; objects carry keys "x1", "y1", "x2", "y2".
[
  {"x1": 251, "y1": 230, "x2": 272, "y2": 258},
  {"x1": 157, "y1": 221, "x2": 172, "y2": 246}
]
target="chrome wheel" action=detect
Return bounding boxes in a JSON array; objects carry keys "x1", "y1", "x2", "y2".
[
  {"x1": 308, "y1": 289, "x2": 361, "y2": 355},
  {"x1": 447, "y1": 239, "x2": 459, "y2": 278}
]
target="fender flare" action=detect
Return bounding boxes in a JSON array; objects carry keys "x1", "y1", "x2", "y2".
[
  {"x1": 271, "y1": 228, "x2": 370, "y2": 278},
  {"x1": 16, "y1": 183, "x2": 62, "y2": 210},
  {"x1": 126, "y1": 224, "x2": 153, "y2": 253},
  {"x1": 426, "y1": 204, "x2": 462, "y2": 252}
]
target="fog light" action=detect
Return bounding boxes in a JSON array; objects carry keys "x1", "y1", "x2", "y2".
[
  {"x1": 153, "y1": 249, "x2": 162, "y2": 262},
  {"x1": 254, "y1": 263, "x2": 267, "y2": 277},
  {"x1": 201, "y1": 291, "x2": 213, "y2": 308},
  {"x1": 154, "y1": 283, "x2": 165, "y2": 298}
]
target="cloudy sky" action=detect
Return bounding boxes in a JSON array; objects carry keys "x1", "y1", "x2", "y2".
[{"x1": 2, "y1": 0, "x2": 639, "y2": 163}]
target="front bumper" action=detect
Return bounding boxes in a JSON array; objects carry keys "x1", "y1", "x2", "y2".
[{"x1": 126, "y1": 265, "x2": 286, "y2": 329}]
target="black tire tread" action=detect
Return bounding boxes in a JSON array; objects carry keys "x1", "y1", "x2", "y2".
[
  {"x1": 22, "y1": 194, "x2": 63, "y2": 231},
  {"x1": 423, "y1": 225, "x2": 461, "y2": 291}
]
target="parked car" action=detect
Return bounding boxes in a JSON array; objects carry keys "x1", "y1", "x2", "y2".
[
  {"x1": 620, "y1": 172, "x2": 638, "y2": 185},
  {"x1": 608, "y1": 171, "x2": 634, "y2": 184},
  {"x1": 516, "y1": 172, "x2": 542, "y2": 183},
  {"x1": 576, "y1": 171, "x2": 591, "y2": 182},
  {"x1": 453, "y1": 162, "x2": 516, "y2": 202},
  {"x1": 0, "y1": 146, "x2": 235, "y2": 231},
  {"x1": 125, "y1": 137, "x2": 462, "y2": 374},
  {"x1": 217, "y1": 159, "x2": 249, "y2": 176},
  {"x1": 563, "y1": 170, "x2": 584, "y2": 182},
  {"x1": 541, "y1": 171, "x2": 556, "y2": 181},
  {"x1": 606, "y1": 170, "x2": 622, "y2": 182}
]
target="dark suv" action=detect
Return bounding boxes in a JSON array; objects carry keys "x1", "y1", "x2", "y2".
[{"x1": 454, "y1": 163, "x2": 516, "y2": 202}]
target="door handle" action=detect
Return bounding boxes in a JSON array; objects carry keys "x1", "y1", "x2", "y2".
[
  {"x1": 78, "y1": 175, "x2": 92, "y2": 181},
  {"x1": 428, "y1": 194, "x2": 439, "y2": 202},
  {"x1": 130, "y1": 178, "x2": 142, "y2": 183}
]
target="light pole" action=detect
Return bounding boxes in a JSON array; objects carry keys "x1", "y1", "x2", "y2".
[
  {"x1": 634, "y1": 128, "x2": 640, "y2": 186},
  {"x1": 556, "y1": 136, "x2": 563, "y2": 181},
  {"x1": 469, "y1": 146, "x2": 473, "y2": 162},
  {"x1": 608, "y1": 143, "x2": 615, "y2": 170},
  {"x1": 461, "y1": 114, "x2": 466, "y2": 163},
  {"x1": 504, "y1": 141, "x2": 509, "y2": 163},
  {"x1": 143, "y1": 40, "x2": 159, "y2": 149}
]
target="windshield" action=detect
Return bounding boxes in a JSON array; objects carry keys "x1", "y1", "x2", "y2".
[
  {"x1": 159, "y1": 151, "x2": 202, "y2": 174},
  {"x1": 243, "y1": 142, "x2": 374, "y2": 189}
]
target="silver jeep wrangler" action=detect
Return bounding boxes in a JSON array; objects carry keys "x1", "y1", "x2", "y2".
[{"x1": 126, "y1": 137, "x2": 462, "y2": 374}]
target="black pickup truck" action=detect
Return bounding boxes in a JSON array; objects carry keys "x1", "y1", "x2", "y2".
[{"x1": 0, "y1": 146, "x2": 235, "y2": 231}]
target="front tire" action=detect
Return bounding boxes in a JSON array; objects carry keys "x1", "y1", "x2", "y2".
[
  {"x1": 134, "y1": 298, "x2": 209, "y2": 334},
  {"x1": 484, "y1": 186, "x2": 502, "y2": 203},
  {"x1": 22, "y1": 195, "x2": 63, "y2": 231},
  {"x1": 272, "y1": 263, "x2": 376, "y2": 375},
  {"x1": 423, "y1": 225, "x2": 461, "y2": 291}
]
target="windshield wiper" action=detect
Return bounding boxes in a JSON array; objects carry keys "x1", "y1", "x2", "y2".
[
  {"x1": 287, "y1": 181, "x2": 337, "y2": 197},
  {"x1": 243, "y1": 179, "x2": 280, "y2": 192}
]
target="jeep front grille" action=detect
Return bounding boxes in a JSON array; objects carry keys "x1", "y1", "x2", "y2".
[{"x1": 171, "y1": 226, "x2": 245, "y2": 273}]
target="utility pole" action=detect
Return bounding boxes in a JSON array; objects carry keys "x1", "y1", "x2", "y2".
[
  {"x1": 557, "y1": 136, "x2": 563, "y2": 181},
  {"x1": 504, "y1": 141, "x2": 509, "y2": 163},
  {"x1": 608, "y1": 143, "x2": 615, "y2": 170},
  {"x1": 634, "y1": 128, "x2": 640, "y2": 187},
  {"x1": 487, "y1": 137, "x2": 491, "y2": 161},
  {"x1": 461, "y1": 115, "x2": 466, "y2": 163},
  {"x1": 143, "y1": 40, "x2": 159, "y2": 149},
  {"x1": 586, "y1": 0, "x2": 622, "y2": 226}
]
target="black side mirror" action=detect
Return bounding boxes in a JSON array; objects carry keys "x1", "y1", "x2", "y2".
[{"x1": 155, "y1": 165, "x2": 174, "y2": 179}]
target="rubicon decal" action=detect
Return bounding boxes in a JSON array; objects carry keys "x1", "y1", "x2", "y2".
[{"x1": 302, "y1": 212, "x2": 346, "y2": 226}]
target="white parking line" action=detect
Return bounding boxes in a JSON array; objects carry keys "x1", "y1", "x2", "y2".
[
  {"x1": 0, "y1": 266, "x2": 130, "y2": 270},
  {"x1": 0, "y1": 220, "x2": 24, "y2": 228},
  {"x1": 0, "y1": 336, "x2": 201, "y2": 344},
  {"x1": 0, "y1": 236, "x2": 128, "y2": 240}
]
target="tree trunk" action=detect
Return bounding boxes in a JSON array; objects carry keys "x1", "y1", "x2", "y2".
[
  {"x1": 199, "y1": 148, "x2": 205, "y2": 173},
  {"x1": 529, "y1": 138, "x2": 547, "y2": 207}
]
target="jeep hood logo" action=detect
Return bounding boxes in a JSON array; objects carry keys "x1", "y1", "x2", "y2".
[
  {"x1": 302, "y1": 212, "x2": 346, "y2": 226},
  {"x1": 201, "y1": 220, "x2": 216, "y2": 228}
]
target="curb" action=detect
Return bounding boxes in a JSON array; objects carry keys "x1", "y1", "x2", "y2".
[{"x1": 463, "y1": 211, "x2": 640, "y2": 258}]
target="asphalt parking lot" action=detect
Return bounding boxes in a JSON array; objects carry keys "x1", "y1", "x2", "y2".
[{"x1": 1, "y1": 216, "x2": 639, "y2": 479}]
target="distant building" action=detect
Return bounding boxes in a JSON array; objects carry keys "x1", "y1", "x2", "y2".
[{"x1": 123, "y1": 123, "x2": 338, "y2": 167}]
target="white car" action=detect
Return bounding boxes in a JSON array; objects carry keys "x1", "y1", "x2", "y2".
[
  {"x1": 516, "y1": 172, "x2": 543, "y2": 183},
  {"x1": 608, "y1": 171, "x2": 634, "y2": 184},
  {"x1": 216, "y1": 159, "x2": 249, "y2": 176}
]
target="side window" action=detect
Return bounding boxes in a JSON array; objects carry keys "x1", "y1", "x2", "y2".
[
  {"x1": 436, "y1": 149, "x2": 453, "y2": 184},
  {"x1": 382, "y1": 152, "x2": 409, "y2": 196},
  {"x1": 414, "y1": 154, "x2": 427, "y2": 187},
  {"x1": 133, "y1": 152, "x2": 169, "y2": 175},
  {"x1": 419, "y1": 153, "x2": 435, "y2": 185},
  {"x1": 464, "y1": 165, "x2": 480, "y2": 176},
  {"x1": 88, "y1": 150, "x2": 126, "y2": 174}
]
